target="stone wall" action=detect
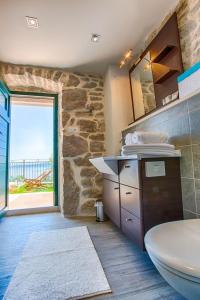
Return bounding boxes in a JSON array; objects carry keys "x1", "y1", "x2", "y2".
[
  {"x1": 0, "y1": 63, "x2": 105, "y2": 216},
  {"x1": 177, "y1": 0, "x2": 200, "y2": 69}
]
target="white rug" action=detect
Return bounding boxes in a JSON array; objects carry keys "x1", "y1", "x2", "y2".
[{"x1": 3, "y1": 227, "x2": 111, "y2": 300}]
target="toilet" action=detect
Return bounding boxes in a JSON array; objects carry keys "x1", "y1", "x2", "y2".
[{"x1": 145, "y1": 219, "x2": 200, "y2": 300}]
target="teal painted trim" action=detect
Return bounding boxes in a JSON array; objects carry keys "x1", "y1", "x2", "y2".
[
  {"x1": 9, "y1": 90, "x2": 57, "y2": 97},
  {"x1": 177, "y1": 61, "x2": 200, "y2": 83},
  {"x1": 9, "y1": 90, "x2": 59, "y2": 207},
  {"x1": 0, "y1": 82, "x2": 10, "y2": 97},
  {"x1": 53, "y1": 94, "x2": 59, "y2": 206},
  {"x1": 0, "y1": 82, "x2": 10, "y2": 211},
  {"x1": 0, "y1": 83, "x2": 10, "y2": 120},
  {"x1": 0, "y1": 210, "x2": 6, "y2": 218},
  {"x1": 5, "y1": 94, "x2": 10, "y2": 209}
]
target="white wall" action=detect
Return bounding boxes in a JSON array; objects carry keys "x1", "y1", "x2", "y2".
[{"x1": 104, "y1": 65, "x2": 133, "y2": 155}]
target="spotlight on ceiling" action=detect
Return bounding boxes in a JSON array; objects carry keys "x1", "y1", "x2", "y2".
[
  {"x1": 119, "y1": 49, "x2": 133, "y2": 68},
  {"x1": 91, "y1": 34, "x2": 101, "y2": 43},
  {"x1": 26, "y1": 16, "x2": 39, "y2": 28}
]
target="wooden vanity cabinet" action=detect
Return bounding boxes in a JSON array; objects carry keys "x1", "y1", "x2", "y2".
[
  {"x1": 103, "y1": 178, "x2": 120, "y2": 228},
  {"x1": 103, "y1": 157, "x2": 183, "y2": 250}
]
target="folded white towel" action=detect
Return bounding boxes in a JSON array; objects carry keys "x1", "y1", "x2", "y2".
[
  {"x1": 122, "y1": 143, "x2": 175, "y2": 151},
  {"x1": 121, "y1": 149, "x2": 180, "y2": 157},
  {"x1": 125, "y1": 131, "x2": 169, "y2": 145}
]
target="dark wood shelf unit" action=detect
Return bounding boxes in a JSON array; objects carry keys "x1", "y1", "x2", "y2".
[
  {"x1": 129, "y1": 13, "x2": 183, "y2": 121},
  {"x1": 154, "y1": 68, "x2": 178, "y2": 84},
  {"x1": 151, "y1": 45, "x2": 175, "y2": 63}
]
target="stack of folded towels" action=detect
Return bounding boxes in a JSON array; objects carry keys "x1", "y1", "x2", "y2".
[{"x1": 122, "y1": 131, "x2": 178, "y2": 156}]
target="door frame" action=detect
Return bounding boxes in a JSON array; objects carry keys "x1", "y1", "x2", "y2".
[{"x1": 8, "y1": 89, "x2": 59, "y2": 207}]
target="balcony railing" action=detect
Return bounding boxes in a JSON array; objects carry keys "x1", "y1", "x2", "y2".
[{"x1": 9, "y1": 159, "x2": 53, "y2": 183}]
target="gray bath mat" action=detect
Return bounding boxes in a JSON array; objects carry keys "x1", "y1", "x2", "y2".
[{"x1": 3, "y1": 227, "x2": 111, "y2": 300}]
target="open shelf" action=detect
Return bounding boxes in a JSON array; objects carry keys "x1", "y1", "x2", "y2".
[
  {"x1": 129, "y1": 13, "x2": 183, "y2": 121},
  {"x1": 152, "y1": 63, "x2": 179, "y2": 84},
  {"x1": 155, "y1": 69, "x2": 177, "y2": 84},
  {"x1": 151, "y1": 45, "x2": 175, "y2": 63}
]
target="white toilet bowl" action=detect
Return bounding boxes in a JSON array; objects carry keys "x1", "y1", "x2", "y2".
[{"x1": 145, "y1": 219, "x2": 200, "y2": 300}]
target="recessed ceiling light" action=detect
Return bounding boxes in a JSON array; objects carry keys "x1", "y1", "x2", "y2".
[
  {"x1": 91, "y1": 34, "x2": 101, "y2": 43},
  {"x1": 26, "y1": 16, "x2": 39, "y2": 28}
]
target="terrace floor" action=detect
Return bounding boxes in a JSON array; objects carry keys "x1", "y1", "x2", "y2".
[{"x1": 8, "y1": 192, "x2": 53, "y2": 210}]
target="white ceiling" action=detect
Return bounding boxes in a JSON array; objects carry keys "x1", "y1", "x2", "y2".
[{"x1": 0, "y1": 0, "x2": 178, "y2": 74}]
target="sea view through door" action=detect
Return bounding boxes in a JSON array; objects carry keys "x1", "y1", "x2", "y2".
[{"x1": 8, "y1": 95, "x2": 55, "y2": 210}]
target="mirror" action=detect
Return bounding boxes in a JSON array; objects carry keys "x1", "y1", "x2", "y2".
[{"x1": 130, "y1": 52, "x2": 156, "y2": 120}]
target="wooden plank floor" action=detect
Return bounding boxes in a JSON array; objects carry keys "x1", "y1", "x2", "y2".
[{"x1": 0, "y1": 213, "x2": 184, "y2": 300}]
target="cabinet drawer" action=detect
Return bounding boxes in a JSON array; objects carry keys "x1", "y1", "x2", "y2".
[
  {"x1": 103, "y1": 173, "x2": 119, "y2": 183},
  {"x1": 121, "y1": 208, "x2": 143, "y2": 249},
  {"x1": 119, "y1": 160, "x2": 139, "y2": 188},
  {"x1": 120, "y1": 185, "x2": 140, "y2": 218},
  {"x1": 103, "y1": 179, "x2": 120, "y2": 227}
]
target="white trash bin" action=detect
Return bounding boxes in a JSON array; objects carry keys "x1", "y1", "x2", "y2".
[{"x1": 95, "y1": 200, "x2": 104, "y2": 222}]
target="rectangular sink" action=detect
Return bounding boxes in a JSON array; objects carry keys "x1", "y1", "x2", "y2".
[{"x1": 89, "y1": 151, "x2": 181, "y2": 175}]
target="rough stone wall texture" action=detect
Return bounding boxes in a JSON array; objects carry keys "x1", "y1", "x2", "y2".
[
  {"x1": 133, "y1": 0, "x2": 200, "y2": 71},
  {"x1": 177, "y1": 0, "x2": 200, "y2": 69},
  {"x1": 0, "y1": 63, "x2": 105, "y2": 216}
]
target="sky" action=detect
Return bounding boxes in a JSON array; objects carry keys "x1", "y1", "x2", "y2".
[{"x1": 10, "y1": 102, "x2": 53, "y2": 161}]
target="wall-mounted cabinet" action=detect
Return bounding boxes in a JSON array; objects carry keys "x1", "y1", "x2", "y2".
[{"x1": 129, "y1": 13, "x2": 183, "y2": 121}]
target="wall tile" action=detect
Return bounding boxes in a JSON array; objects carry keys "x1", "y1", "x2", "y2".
[
  {"x1": 192, "y1": 144, "x2": 200, "y2": 178},
  {"x1": 167, "y1": 101, "x2": 188, "y2": 119},
  {"x1": 123, "y1": 101, "x2": 191, "y2": 147},
  {"x1": 183, "y1": 209, "x2": 197, "y2": 219},
  {"x1": 195, "y1": 179, "x2": 200, "y2": 213},
  {"x1": 181, "y1": 178, "x2": 196, "y2": 212},
  {"x1": 166, "y1": 120, "x2": 190, "y2": 146},
  {"x1": 188, "y1": 94, "x2": 200, "y2": 113},
  {"x1": 166, "y1": 103, "x2": 190, "y2": 147},
  {"x1": 189, "y1": 96, "x2": 200, "y2": 144},
  {"x1": 144, "y1": 109, "x2": 169, "y2": 126},
  {"x1": 179, "y1": 146, "x2": 193, "y2": 178}
]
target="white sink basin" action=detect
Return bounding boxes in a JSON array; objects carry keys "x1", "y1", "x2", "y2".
[{"x1": 89, "y1": 152, "x2": 181, "y2": 175}]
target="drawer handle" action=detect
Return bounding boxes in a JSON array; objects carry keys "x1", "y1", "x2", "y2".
[
  {"x1": 126, "y1": 192, "x2": 132, "y2": 195},
  {"x1": 125, "y1": 165, "x2": 130, "y2": 168},
  {"x1": 126, "y1": 218, "x2": 133, "y2": 222},
  {"x1": 114, "y1": 187, "x2": 119, "y2": 190}
]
